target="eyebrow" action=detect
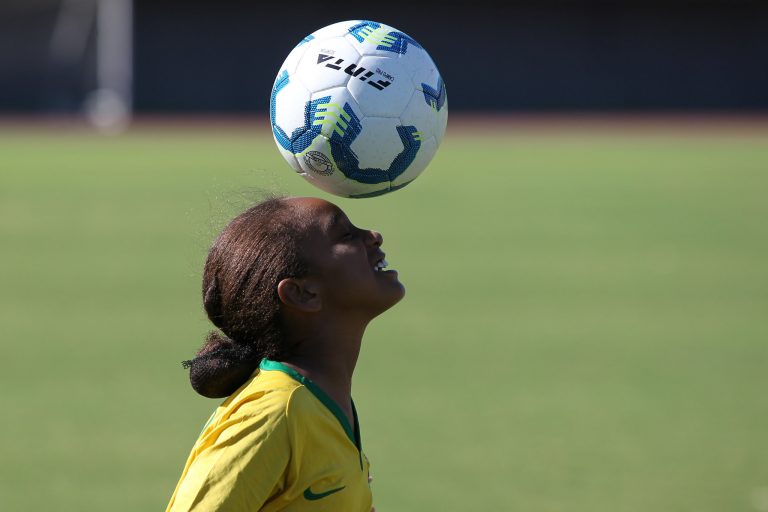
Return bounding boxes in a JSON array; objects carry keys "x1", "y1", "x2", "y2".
[{"x1": 324, "y1": 210, "x2": 346, "y2": 232}]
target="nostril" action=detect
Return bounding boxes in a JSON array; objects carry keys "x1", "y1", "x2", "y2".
[{"x1": 369, "y1": 230, "x2": 383, "y2": 246}]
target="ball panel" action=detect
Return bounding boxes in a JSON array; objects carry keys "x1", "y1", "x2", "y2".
[
  {"x1": 413, "y1": 70, "x2": 447, "y2": 118},
  {"x1": 399, "y1": 88, "x2": 437, "y2": 142},
  {"x1": 344, "y1": 20, "x2": 424, "y2": 59},
  {"x1": 306, "y1": 87, "x2": 362, "y2": 143},
  {"x1": 296, "y1": 37, "x2": 361, "y2": 92},
  {"x1": 271, "y1": 76, "x2": 311, "y2": 145},
  {"x1": 294, "y1": 133, "x2": 340, "y2": 183},
  {"x1": 327, "y1": 116, "x2": 421, "y2": 187},
  {"x1": 397, "y1": 47, "x2": 438, "y2": 80},
  {"x1": 346, "y1": 56, "x2": 410, "y2": 118},
  {"x1": 293, "y1": 133, "x2": 389, "y2": 198},
  {"x1": 279, "y1": 41, "x2": 310, "y2": 76},
  {"x1": 391, "y1": 135, "x2": 437, "y2": 188},
  {"x1": 342, "y1": 181, "x2": 391, "y2": 199},
  {"x1": 274, "y1": 143, "x2": 301, "y2": 172},
  {"x1": 309, "y1": 20, "x2": 360, "y2": 40},
  {"x1": 349, "y1": 116, "x2": 408, "y2": 170}
]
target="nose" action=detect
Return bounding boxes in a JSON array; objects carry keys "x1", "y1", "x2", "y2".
[{"x1": 368, "y1": 229, "x2": 383, "y2": 247}]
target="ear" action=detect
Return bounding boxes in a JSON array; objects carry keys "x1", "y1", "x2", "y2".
[{"x1": 277, "y1": 278, "x2": 321, "y2": 313}]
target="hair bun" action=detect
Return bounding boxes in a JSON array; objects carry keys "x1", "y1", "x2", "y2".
[{"x1": 183, "y1": 331, "x2": 260, "y2": 398}]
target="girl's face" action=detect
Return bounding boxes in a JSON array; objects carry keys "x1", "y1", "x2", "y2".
[{"x1": 289, "y1": 197, "x2": 405, "y2": 317}]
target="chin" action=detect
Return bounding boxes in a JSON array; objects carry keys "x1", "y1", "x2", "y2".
[{"x1": 379, "y1": 282, "x2": 406, "y2": 313}]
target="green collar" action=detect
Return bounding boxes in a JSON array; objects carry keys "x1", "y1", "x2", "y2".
[{"x1": 259, "y1": 359, "x2": 361, "y2": 450}]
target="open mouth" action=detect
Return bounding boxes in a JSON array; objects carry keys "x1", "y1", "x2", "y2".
[{"x1": 374, "y1": 258, "x2": 389, "y2": 272}]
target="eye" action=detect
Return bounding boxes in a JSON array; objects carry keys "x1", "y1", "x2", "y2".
[{"x1": 338, "y1": 223, "x2": 362, "y2": 241}]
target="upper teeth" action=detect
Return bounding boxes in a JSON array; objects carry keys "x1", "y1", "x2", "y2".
[{"x1": 375, "y1": 259, "x2": 388, "y2": 271}]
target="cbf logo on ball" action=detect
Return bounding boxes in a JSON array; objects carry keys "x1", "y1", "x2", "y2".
[{"x1": 269, "y1": 20, "x2": 448, "y2": 198}]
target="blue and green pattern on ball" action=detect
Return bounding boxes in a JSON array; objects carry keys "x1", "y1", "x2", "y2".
[
  {"x1": 347, "y1": 178, "x2": 417, "y2": 198},
  {"x1": 421, "y1": 76, "x2": 446, "y2": 111},
  {"x1": 270, "y1": 71, "x2": 325, "y2": 155},
  {"x1": 347, "y1": 21, "x2": 422, "y2": 55},
  {"x1": 296, "y1": 34, "x2": 314, "y2": 47},
  {"x1": 270, "y1": 70, "x2": 422, "y2": 187},
  {"x1": 323, "y1": 103, "x2": 421, "y2": 185}
]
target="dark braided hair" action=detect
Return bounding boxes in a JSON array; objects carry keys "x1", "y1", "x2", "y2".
[{"x1": 182, "y1": 197, "x2": 309, "y2": 398}]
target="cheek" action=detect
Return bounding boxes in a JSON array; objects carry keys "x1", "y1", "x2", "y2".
[
  {"x1": 330, "y1": 252, "x2": 375, "y2": 286},
  {"x1": 332, "y1": 245, "x2": 368, "y2": 267}
]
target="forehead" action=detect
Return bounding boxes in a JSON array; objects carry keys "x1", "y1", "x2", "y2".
[{"x1": 285, "y1": 197, "x2": 348, "y2": 231}]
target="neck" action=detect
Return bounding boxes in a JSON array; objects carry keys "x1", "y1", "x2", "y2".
[{"x1": 280, "y1": 317, "x2": 368, "y2": 422}]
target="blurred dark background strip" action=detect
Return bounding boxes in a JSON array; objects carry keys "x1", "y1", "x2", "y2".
[{"x1": 1, "y1": 0, "x2": 767, "y2": 113}]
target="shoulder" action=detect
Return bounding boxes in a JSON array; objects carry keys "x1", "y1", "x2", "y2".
[
  {"x1": 234, "y1": 373, "x2": 332, "y2": 438},
  {"x1": 225, "y1": 368, "x2": 305, "y2": 419},
  {"x1": 193, "y1": 369, "x2": 305, "y2": 452},
  {"x1": 168, "y1": 372, "x2": 305, "y2": 511},
  {"x1": 214, "y1": 366, "x2": 331, "y2": 438}
]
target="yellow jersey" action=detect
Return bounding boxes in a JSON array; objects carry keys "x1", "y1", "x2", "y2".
[{"x1": 166, "y1": 359, "x2": 372, "y2": 511}]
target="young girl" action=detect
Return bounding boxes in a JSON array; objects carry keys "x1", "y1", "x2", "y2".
[{"x1": 166, "y1": 196, "x2": 403, "y2": 511}]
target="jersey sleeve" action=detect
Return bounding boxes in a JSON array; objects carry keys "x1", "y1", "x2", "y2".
[{"x1": 167, "y1": 392, "x2": 293, "y2": 511}]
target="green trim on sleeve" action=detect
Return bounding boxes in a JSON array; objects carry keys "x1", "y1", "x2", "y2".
[{"x1": 259, "y1": 359, "x2": 359, "y2": 449}]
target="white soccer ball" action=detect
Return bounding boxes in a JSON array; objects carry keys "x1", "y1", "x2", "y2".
[{"x1": 270, "y1": 20, "x2": 448, "y2": 198}]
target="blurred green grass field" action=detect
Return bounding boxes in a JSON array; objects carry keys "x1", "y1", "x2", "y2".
[{"x1": 1, "y1": 118, "x2": 767, "y2": 512}]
